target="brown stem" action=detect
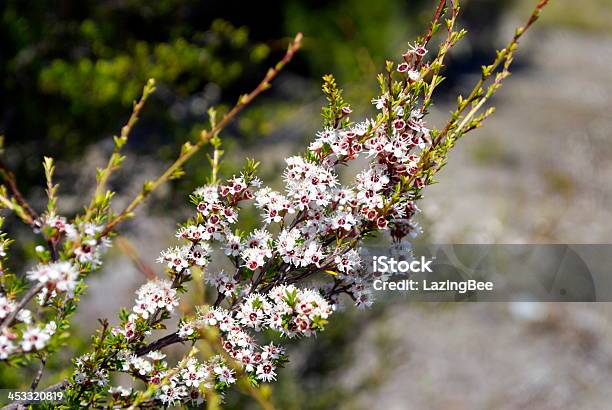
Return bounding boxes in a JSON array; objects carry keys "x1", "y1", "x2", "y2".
[
  {"x1": 116, "y1": 237, "x2": 157, "y2": 280},
  {"x1": 434, "y1": 0, "x2": 549, "y2": 147},
  {"x1": 135, "y1": 332, "x2": 182, "y2": 356},
  {"x1": 423, "y1": 0, "x2": 448, "y2": 46},
  {"x1": 102, "y1": 33, "x2": 303, "y2": 236},
  {"x1": 0, "y1": 282, "x2": 45, "y2": 329},
  {"x1": 0, "y1": 159, "x2": 38, "y2": 225},
  {"x1": 30, "y1": 355, "x2": 47, "y2": 391},
  {"x1": 213, "y1": 292, "x2": 225, "y2": 308},
  {"x1": 91, "y1": 80, "x2": 155, "y2": 205}
]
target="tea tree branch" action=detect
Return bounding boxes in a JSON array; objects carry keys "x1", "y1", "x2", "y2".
[{"x1": 103, "y1": 33, "x2": 303, "y2": 235}]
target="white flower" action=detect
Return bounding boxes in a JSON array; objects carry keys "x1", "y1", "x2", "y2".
[
  {"x1": 213, "y1": 364, "x2": 235, "y2": 384},
  {"x1": 302, "y1": 241, "x2": 325, "y2": 267},
  {"x1": 241, "y1": 247, "x2": 268, "y2": 271},
  {"x1": 109, "y1": 386, "x2": 132, "y2": 397},
  {"x1": 27, "y1": 261, "x2": 79, "y2": 295},
  {"x1": 46, "y1": 215, "x2": 77, "y2": 239},
  {"x1": 205, "y1": 270, "x2": 238, "y2": 297},
  {"x1": 0, "y1": 296, "x2": 15, "y2": 319},
  {"x1": 330, "y1": 211, "x2": 358, "y2": 232},
  {"x1": 132, "y1": 279, "x2": 178, "y2": 319},
  {"x1": 0, "y1": 335, "x2": 15, "y2": 359},
  {"x1": 158, "y1": 380, "x2": 186, "y2": 405},
  {"x1": 200, "y1": 307, "x2": 235, "y2": 332},
  {"x1": 178, "y1": 322, "x2": 195, "y2": 339},
  {"x1": 180, "y1": 359, "x2": 208, "y2": 388},
  {"x1": 250, "y1": 176, "x2": 263, "y2": 188},
  {"x1": 334, "y1": 249, "x2": 362, "y2": 273},
  {"x1": 236, "y1": 294, "x2": 270, "y2": 331},
  {"x1": 147, "y1": 351, "x2": 166, "y2": 361},
  {"x1": 262, "y1": 343, "x2": 283, "y2": 361},
  {"x1": 157, "y1": 246, "x2": 191, "y2": 273},
  {"x1": 189, "y1": 243, "x2": 211, "y2": 267},
  {"x1": 129, "y1": 356, "x2": 153, "y2": 376},
  {"x1": 21, "y1": 327, "x2": 50, "y2": 351},
  {"x1": 193, "y1": 185, "x2": 220, "y2": 204},
  {"x1": 45, "y1": 321, "x2": 57, "y2": 335},
  {"x1": 310, "y1": 127, "x2": 337, "y2": 152},
  {"x1": 223, "y1": 233, "x2": 243, "y2": 256},
  {"x1": 371, "y1": 94, "x2": 387, "y2": 110},
  {"x1": 254, "y1": 188, "x2": 293, "y2": 224},
  {"x1": 176, "y1": 224, "x2": 206, "y2": 242},
  {"x1": 256, "y1": 363, "x2": 277, "y2": 382}
]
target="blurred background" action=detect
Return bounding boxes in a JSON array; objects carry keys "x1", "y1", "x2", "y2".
[{"x1": 1, "y1": 0, "x2": 612, "y2": 408}]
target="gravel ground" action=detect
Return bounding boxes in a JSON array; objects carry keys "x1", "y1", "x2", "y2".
[{"x1": 340, "y1": 303, "x2": 612, "y2": 410}]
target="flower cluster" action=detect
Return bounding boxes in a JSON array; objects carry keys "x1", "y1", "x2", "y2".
[
  {"x1": 110, "y1": 279, "x2": 180, "y2": 342},
  {"x1": 3, "y1": 33, "x2": 434, "y2": 406},
  {"x1": 283, "y1": 156, "x2": 338, "y2": 210},
  {"x1": 27, "y1": 261, "x2": 80, "y2": 296},
  {"x1": 73, "y1": 223, "x2": 112, "y2": 268},
  {"x1": 79, "y1": 350, "x2": 233, "y2": 407},
  {"x1": 241, "y1": 229, "x2": 273, "y2": 271},
  {"x1": 82, "y1": 283, "x2": 329, "y2": 407},
  {"x1": 0, "y1": 1, "x2": 549, "y2": 407},
  {"x1": 309, "y1": 124, "x2": 368, "y2": 162},
  {"x1": 277, "y1": 229, "x2": 326, "y2": 268},
  {"x1": 42, "y1": 216, "x2": 111, "y2": 269},
  {"x1": 132, "y1": 279, "x2": 178, "y2": 320},
  {"x1": 0, "y1": 321, "x2": 57, "y2": 359},
  {"x1": 254, "y1": 187, "x2": 293, "y2": 224},
  {"x1": 205, "y1": 285, "x2": 332, "y2": 337},
  {"x1": 152, "y1": 355, "x2": 238, "y2": 406}
]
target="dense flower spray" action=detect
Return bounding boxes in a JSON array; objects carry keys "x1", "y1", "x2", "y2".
[{"x1": 0, "y1": 0, "x2": 549, "y2": 407}]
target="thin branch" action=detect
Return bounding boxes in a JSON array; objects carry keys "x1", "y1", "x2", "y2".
[
  {"x1": 408, "y1": 0, "x2": 550, "y2": 187},
  {"x1": 434, "y1": 0, "x2": 549, "y2": 146},
  {"x1": 102, "y1": 33, "x2": 303, "y2": 235},
  {"x1": 30, "y1": 355, "x2": 47, "y2": 391},
  {"x1": 116, "y1": 237, "x2": 157, "y2": 280},
  {"x1": 135, "y1": 332, "x2": 182, "y2": 356},
  {"x1": 86, "y1": 79, "x2": 156, "y2": 218},
  {"x1": 422, "y1": 0, "x2": 448, "y2": 46},
  {"x1": 0, "y1": 282, "x2": 45, "y2": 329},
  {"x1": 0, "y1": 159, "x2": 38, "y2": 226}
]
